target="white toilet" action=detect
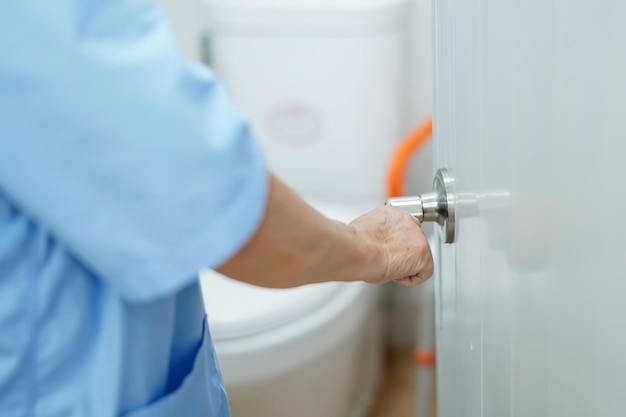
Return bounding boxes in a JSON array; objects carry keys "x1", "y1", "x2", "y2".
[
  {"x1": 200, "y1": 200, "x2": 383, "y2": 417},
  {"x1": 197, "y1": 0, "x2": 408, "y2": 415}
]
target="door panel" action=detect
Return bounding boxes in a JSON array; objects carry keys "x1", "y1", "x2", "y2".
[{"x1": 433, "y1": 1, "x2": 626, "y2": 416}]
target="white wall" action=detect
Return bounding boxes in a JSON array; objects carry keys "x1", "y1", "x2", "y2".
[
  {"x1": 387, "y1": 0, "x2": 436, "y2": 351},
  {"x1": 405, "y1": 0, "x2": 434, "y2": 197},
  {"x1": 156, "y1": 0, "x2": 203, "y2": 61}
]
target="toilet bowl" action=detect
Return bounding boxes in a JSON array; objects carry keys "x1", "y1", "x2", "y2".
[{"x1": 200, "y1": 200, "x2": 383, "y2": 417}]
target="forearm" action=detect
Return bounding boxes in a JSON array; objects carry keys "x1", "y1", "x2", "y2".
[{"x1": 217, "y1": 174, "x2": 385, "y2": 288}]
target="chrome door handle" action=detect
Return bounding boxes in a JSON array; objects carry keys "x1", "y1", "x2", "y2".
[{"x1": 385, "y1": 168, "x2": 456, "y2": 243}]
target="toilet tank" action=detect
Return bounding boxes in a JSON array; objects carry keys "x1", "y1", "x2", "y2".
[{"x1": 202, "y1": 0, "x2": 408, "y2": 204}]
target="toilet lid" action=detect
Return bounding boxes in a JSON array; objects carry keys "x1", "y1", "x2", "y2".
[
  {"x1": 202, "y1": 199, "x2": 379, "y2": 340},
  {"x1": 201, "y1": 271, "x2": 342, "y2": 340}
]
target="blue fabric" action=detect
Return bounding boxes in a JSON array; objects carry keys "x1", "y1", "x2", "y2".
[{"x1": 0, "y1": 0, "x2": 268, "y2": 416}]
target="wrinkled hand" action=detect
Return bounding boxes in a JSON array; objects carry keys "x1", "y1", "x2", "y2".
[{"x1": 350, "y1": 206, "x2": 434, "y2": 286}]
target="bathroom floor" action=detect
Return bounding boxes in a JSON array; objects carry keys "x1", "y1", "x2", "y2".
[{"x1": 367, "y1": 348, "x2": 437, "y2": 417}]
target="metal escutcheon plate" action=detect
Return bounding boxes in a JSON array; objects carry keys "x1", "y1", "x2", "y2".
[{"x1": 433, "y1": 168, "x2": 455, "y2": 244}]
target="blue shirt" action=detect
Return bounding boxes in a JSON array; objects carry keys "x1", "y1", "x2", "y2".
[{"x1": 0, "y1": 1, "x2": 268, "y2": 416}]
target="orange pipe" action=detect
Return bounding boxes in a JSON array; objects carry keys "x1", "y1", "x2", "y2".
[
  {"x1": 413, "y1": 348, "x2": 436, "y2": 366},
  {"x1": 387, "y1": 117, "x2": 433, "y2": 197}
]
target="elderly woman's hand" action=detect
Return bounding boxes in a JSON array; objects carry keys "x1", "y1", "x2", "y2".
[{"x1": 350, "y1": 206, "x2": 434, "y2": 286}]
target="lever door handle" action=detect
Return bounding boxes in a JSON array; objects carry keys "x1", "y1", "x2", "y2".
[{"x1": 385, "y1": 168, "x2": 456, "y2": 243}]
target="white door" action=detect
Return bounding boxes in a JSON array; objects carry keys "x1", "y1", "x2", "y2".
[{"x1": 432, "y1": 1, "x2": 626, "y2": 416}]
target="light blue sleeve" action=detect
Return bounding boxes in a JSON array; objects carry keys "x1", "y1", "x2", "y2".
[{"x1": 0, "y1": 0, "x2": 268, "y2": 302}]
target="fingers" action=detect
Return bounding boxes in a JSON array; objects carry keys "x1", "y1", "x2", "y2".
[
  {"x1": 393, "y1": 273, "x2": 430, "y2": 287},
  {"x1": 416, "y1": 240, "x2": 435, "y2": 279},
  {"x1": 391, "y1": 213, "x2": 434, "y2": 285}
]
